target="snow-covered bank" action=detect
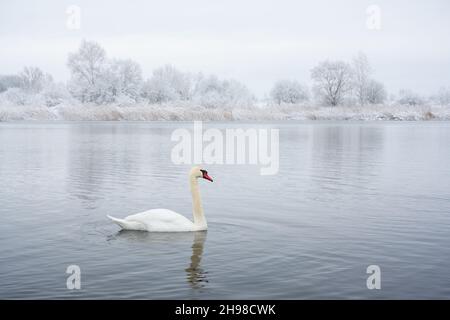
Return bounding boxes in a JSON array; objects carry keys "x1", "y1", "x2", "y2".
[{"x1": 1, "y1": 103, "x2": 450, "y2": 121}]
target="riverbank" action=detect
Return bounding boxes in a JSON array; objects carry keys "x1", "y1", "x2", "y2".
[{"x1": 1, "y1": 103, "x2": 450, "y2": 121}]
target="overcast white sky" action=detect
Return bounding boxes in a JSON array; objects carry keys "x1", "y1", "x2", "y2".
[{"x1": 1, "y1": 0, "x2": 449, "y2": 97}]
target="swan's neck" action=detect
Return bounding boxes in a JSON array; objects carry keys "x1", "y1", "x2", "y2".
[{"x1": 190, "y1": 177, "x2": 207, "y2": 228}]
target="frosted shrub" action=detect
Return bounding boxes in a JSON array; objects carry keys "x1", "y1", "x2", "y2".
[
  {"x1": 193, "y1": 76, "x2": 253, "y2": 109},
  {"x1": 114, "y1": 94, "x2": 137, "y2": 107},
  {"x1": 40, "y1": 82, "x2": 72, "y2": 107},
  {"x1": 397, "y1": 89, "x2": 424, "y2": 106},
  {"x1": 1, "y1": 88, "x2": 29, "y2": 105},
  {"x1": 270, "y1": 80, "x2": 309, "y2": 105},
  {"x1": 0, "y1": 75, "x2": 22, "y2": 93},
  {"x1": 366, "y1": 80, "x2": 387, "y2": 104},
  {"x1": 435, "y1": 87, "x2": 450, "y2": 106},
  {"x1": 141, "y1": 65, "x2": 191, "y2": 104}
]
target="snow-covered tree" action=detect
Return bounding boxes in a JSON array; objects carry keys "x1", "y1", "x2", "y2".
[
  {"x1": 352, "y1": 52, "x2": 372, "y2": 106},
  {"x1": 0, "y1": 67, "x2": 56, "y2": 106},
  {"x1": 19, "y1": 66, "x2": 53, "y2": 93},
  {"x1": 397, "y1": 89, "x2": 424, "y2": 106},
  {"x1": 351, "y1": 53, "x2": 388, "y2": 105},
  {"x1": 193, "y1": 75, "x2": 253, "y2": 109},
  {"x1": 366, "y1": 79, "x2": 387, "y2": 104},
  {"x1": 311, "y1": 60, "x2": 353, "y2": 106},
  {"x1": 108, "y1": 59, "x2": 143, "y2": 102},
  {"x1": 434, "y1": 87, "x2": 450, "y2": 105},
  {"x1": 67, "y1": 40, "x2": 108, "y2": 103},
  {"x1": 0, "y1": 75, "x2": 22, "y2": 93},
  {"x1": 270, "y1": 80, "x2": 309, "y2": 104},
  {"x1": 142, "y1": 65, "x2": 192, "y2": 104}
]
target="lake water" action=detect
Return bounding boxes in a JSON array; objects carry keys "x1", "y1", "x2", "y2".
[{"x1": 0, "y1": 121, "x2": 450, "y2": 299}]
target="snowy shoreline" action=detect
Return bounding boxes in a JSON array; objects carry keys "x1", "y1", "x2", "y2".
[
  {"x1": 1, "y1": 103, "x2": 450, "y2": 122},
  {"x1": 3, "y1": 42, "x2": 450, "y2": 123}
]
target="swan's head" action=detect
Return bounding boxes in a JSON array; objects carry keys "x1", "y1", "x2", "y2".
[{"x1": 190, "y1": 166, "x2": 213, "y2": 182}]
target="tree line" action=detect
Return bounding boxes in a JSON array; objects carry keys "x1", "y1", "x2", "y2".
[{"x1": 1, "y1": 40, "x2": 449, "y2": 108}]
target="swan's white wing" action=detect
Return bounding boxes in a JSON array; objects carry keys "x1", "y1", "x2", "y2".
[{"x1": 124, "y1": 209, "x2": 195, "y2": 232}]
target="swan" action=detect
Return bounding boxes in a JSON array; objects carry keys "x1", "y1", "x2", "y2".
[{"x1": 107, "y1": 166, "x2": 213, "y2": 232}]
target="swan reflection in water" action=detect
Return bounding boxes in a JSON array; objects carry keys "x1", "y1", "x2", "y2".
[
  {"x1": 110, "y1": 230, "x2": 208, "y2": 289},
  {"x1": 185, "y1": 231, "x2": 208, "y2": 289}
]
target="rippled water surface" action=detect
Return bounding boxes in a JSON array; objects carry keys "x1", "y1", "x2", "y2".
[{"x1": 1, "y1": 121, "x2": 450, "y2": 299}]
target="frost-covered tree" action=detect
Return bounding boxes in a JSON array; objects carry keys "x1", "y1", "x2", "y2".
[
  {"x1": 397, "y1": 89, "x2": 424, "y2": 106},
  {"x1": 193, "y1": 75, "x2": 224, "y2": 108},
  {"x1": 142, "y1": 65, "x2": 192, "y2": 104},
  {"x1": 19, "y1": 66, "x2": 53, "y2": 93},
  {"x1": 193, "y1": 75, "x2": 253, "y2": 109},
  {"x1": 108, "y1": 59, "x2": 143, "y2": 102},
  {"x1": 351, "y1": 53, "x2": 387, "y2": 105},
  {"x1": 270, "y1": 80, "x2": 309, "y2": 104},
  {"x1": 0, "y1": 75, "x2": 22, "y2": 93},
  {"x1": 67, "y1": 40, "x2": 107, "y2": 103},
  {"x1": 311, "y1": 60, "x2": 353, "y2": 106},
  {"x1": 366, "y1": 79, "x2": 387, "y2": 104},
  {"x1": 434, "y1": 87, "x2": 450, "y2": 105},
  {"x1": 352, "y1": 52, "x2": 372, "y2": 106},
  {"x1": 0, "y1": 67, "x2": 55, "y2": 106}
]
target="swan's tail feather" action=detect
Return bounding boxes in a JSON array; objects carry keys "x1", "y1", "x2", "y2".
[
  {"x1": 107, "y1": 215, "x2": 146, "y2": 231},
  {"x1": 107, "y1": 215, "x2": 127, "y2": 228}
]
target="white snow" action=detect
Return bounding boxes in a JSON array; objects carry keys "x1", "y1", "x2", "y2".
[{"x1": 1, "y1": 102, "x2": 450, "y2": 121}]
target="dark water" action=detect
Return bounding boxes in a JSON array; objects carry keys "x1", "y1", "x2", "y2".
[{"x1": 0, "y1": 121, "x2": 450, "y2": 299}]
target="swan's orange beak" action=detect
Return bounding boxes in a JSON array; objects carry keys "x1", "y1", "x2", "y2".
[{"x1": 201, "y1": 170, "x2": 213, "y2": 182}]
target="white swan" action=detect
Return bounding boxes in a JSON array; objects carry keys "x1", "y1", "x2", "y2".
[{"x1": 107, "y1": 166, "x2": 213, "y2": 232}]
